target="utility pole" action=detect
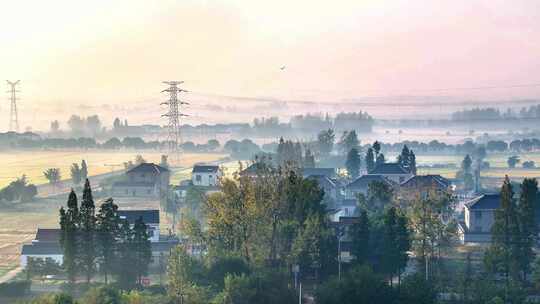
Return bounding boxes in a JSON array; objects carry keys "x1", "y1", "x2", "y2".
[
  {"x1": 6, "y1": 80, "x2": 20, "y2": 132},
  {"x1": 161, "y1": 81, "x2": 189, "y2": 165}
]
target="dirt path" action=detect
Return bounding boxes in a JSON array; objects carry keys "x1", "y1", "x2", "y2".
[{"x1": 0, "y1": 266, "x2": 23, "y2": 284}]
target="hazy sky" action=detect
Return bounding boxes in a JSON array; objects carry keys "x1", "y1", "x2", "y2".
[{"x1": 1, "y1": 0, "x2": 540, "y2": 130}]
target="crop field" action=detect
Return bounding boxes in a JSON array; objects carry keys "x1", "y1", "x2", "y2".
[
  {"x1": 409, "y1": 152, "x2": 540, "y2": 180},
  {"x1": 0, "y1": 151, "x2": 227, "y2": 277},
  {"x1": 0, "y1": 151, "x2": 227, "y2": 187}
]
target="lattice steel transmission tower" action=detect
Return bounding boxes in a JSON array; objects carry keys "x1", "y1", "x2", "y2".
[
  {"x1": 6, "y1": 80, "x2": 20, "y2": 132},
  {"x1": 161, "y1": 81, "x2": 188, "y2": 163}
]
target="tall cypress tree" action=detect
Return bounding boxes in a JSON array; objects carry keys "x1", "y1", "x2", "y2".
[
  {"x1": 518, "y1": 178, "x2": 538, "y2": 280},
  {"x1": 116, "y1": 219, "x2": 137, "y2": 289},
  {"x1": 365, "y1": 148, "x2": 375, "y2": 173},
  {"x1": 96, "y1": 198, "x2": 120, "y2": 284},
  {"x1": 80, "y1": 160, "x2": 88, "y2": 181},
  {"x1": 381, "y1": 207, "x2": 398, "y2": 285},
  {"x1": 395, "y1": 211, "x2": 411, "y2": 286},
  {"x1": 133, "y1": 217, "x2": 152, "y2": 286},
  {"x1": 351, "y1": 210, "x2": 370, "y2": 265},
  {"x1": 60, "y1": 190, "x2": 79, "y2": 284},
  {"x1": 345, "y1": 148, "x2": 361, "y2": 179},
  {"x1": 409, "y1": 150, "x2": 417, "y2": 175},
  {"x1": 486, "y1": 176, "x2": 521, "y2": 285},
  {"x1": 79, "y1": 179, "x2": 96, "y2": 283}
]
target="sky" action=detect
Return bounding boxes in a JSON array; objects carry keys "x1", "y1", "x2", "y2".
[{"x1": 1, "y1": 0, "x2": 540, "y2": 131}]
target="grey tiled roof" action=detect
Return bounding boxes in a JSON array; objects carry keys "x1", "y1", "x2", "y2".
[
  {"x1": 192, "y1": 165, "x2": 219, "y2": 173},
  {"x1": 370, "y1": 163, "x2": 409, "y2": 174},
  {"x1": 127, "y1": 163, "x2": 169, "y2": 174},
  {"x1": 35, "y1": 228, "x2": 61, "y2": 243},
  {"x1": 346, "y1": 174, "x2": 394, "y2": 189},
  {"x1": 465, "y1": 194, "x2": 501, "y2": 210}
]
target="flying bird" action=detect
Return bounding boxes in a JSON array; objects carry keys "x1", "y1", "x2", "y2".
[{"x1": 280, "y1": 66, "x2": 286, "y2": 70}]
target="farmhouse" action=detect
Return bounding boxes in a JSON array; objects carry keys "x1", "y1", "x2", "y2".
[
  {"x1": 192, "y1": 165, "x2": 221, "y2": 187},
  {"x1": 112, "y1": 163, "x2": 170, "y2": 198},
  {"x1": 118, "y1": 209, "x2": 160, "y2": 242},
  {"x1": 20, "y1": 209, "x2": 177, "y2": 268},
  {"x1": 458, "y1": 194, "x2": 500, "y2": 243}
]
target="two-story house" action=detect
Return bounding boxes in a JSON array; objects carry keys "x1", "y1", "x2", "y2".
[
  {"x1": 112, "y1": 163, "x2": 170, "y2": 198},
  {"x1": 192, "y1": 165, "x2": 221, "y2": 187},
  {"x1": 118, "y1": 209, "x2": 161, "y2": 242},
  {"x1": 458, "y1": 194, "x2": 500, "y2": 243},
  {"x1": 21, "y1": 209, "x2": 178, "y2": 269},
  {"x1": 399, "y1": 174, "x2": 453, "y2": 201},
  {"x1": 369, "y1": 163, "x2": 413, "y2": 184}
]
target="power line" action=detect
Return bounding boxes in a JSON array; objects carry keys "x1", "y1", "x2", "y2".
[
  {"x1": 6, "y1": 80, "x2": 20, "y2": 132},
  {"x1": 161, "y1": 81, "x2": 189, "y2": 164}
]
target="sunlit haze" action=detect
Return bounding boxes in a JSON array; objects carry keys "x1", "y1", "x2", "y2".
[{"x1": 1, "y1": 0, "x2": 540, "y2": 130}]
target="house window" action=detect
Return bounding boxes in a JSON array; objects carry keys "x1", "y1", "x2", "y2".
[
  {"x1": 209, "y1": 175, "x2": 213, "y2": 179},
  {"x1": 475, "y1": 211, "x2": 482, "y2": 220},
  {"x1": 195, "y1": 175, "x2": 201, "y2": 182}
]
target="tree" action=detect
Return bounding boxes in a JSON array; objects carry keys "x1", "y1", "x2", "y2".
[
  {"x1": 345, "y1": 148, "x2": 361, "y2": 179},
  {"x1": 86, "y1": 115, "x2": 102, "y2": 136},
  {"x1": 67, "y1": 115, "x2": 85, "y2": 135},
  {"x1": 523, "y1": 161, "x2": 535, "y2": 169},
  {"x1": 96, "y1": 198, "x2": 120, "y2": 284},
  {"x1": 316, "y1": 265, "x2": 397, "y2": 304},
  {"x1": 113, "y1": 117, "x2": 122, "y2": 130},
  {"x1": 102, "y1": 137, "x2": 122, "y2": 149},
  {"x1": 365, "y1": 148, "x2": 375, "y2": 173},
  {"x1": 135, "y1": 155, "x2": 146, "y2": 165},
  {"x1": 167, "y1": 245, "x2": 201, "y2": 302},
  {"x1": 485, "y1": 176, "x2": 521, "y2": 286},
  {"x1": 376, "y1": 153, "x2": 385, "y2": 167},
  {"x1": 160, "y1": 155, "x2": 169, "y2": 169},
  {"x1": 132, "y1": 217, "x2": 152, "y2": 285},
  {"x1": 80, "y1": 160, "x2": 88, "y2": 181},
  {"x1": 59, "y1": 190, "x2": 79, "y2": 284},
  {"x1": 397, "y1": 145, "x2": 411, "y2": 170},
  {"x1": 507, "y1": 156, "x2": 520, "y2": 168},
  {"x1": 50, "y1": 120, "x2": 60, "y2": 133},
  {"x1": 317, "y1": 129, "x2": 335, "y2": 156},
  {"x1": 372, "y1": 141, "x2": 381, "y2": 156},
  {"x1": 381, "y1": 207, "x2": 411, "y2": 286},
  {"x1": 44, "y1": 168, "x2": 61, "y2": 185},
  {"x1": 116, "y1": 219, "x2": 137, "y2": 289},
  {"x1": 409, "y1": 191, "x2": 456, "y2": 277},
  {"x1": 70, "y1": 163, "x2": 82, "y2": 186},
  {"x1": 517, "y1": 178, "x2": 538, "y2": 281},
  {"x1": 79, "y1": 179, "x2": 96, "y2": 283},
  {"x1": 304, "y1": 148, "x2": 316, "y2": 168},
  {"x1": 350, "y1": 210, "x2": 370, "y2": 265},
  {"x1": 207, "y1": 139, "x2": 220, "y2": 151},
  {"x1": 458, "y1": 154, "x2": 474, "y2": 190},
  {"x1": 339, "y1": 130, "x2": 359, "y2": 154}
]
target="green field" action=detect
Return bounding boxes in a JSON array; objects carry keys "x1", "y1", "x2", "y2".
[{"x1": 408, "y1": 152, "x2": 540, "y2": 179}]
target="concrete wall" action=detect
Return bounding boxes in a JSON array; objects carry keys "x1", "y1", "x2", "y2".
[
  {"x1": 192, "y1": 171, "x2": 221, "y2": 187},
  {"x1": 112, "y1": 185, "x2": 157, "y2": 197},
  {"x1": 21, "y1": 254, "x2": 63, "y2": 267}
]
